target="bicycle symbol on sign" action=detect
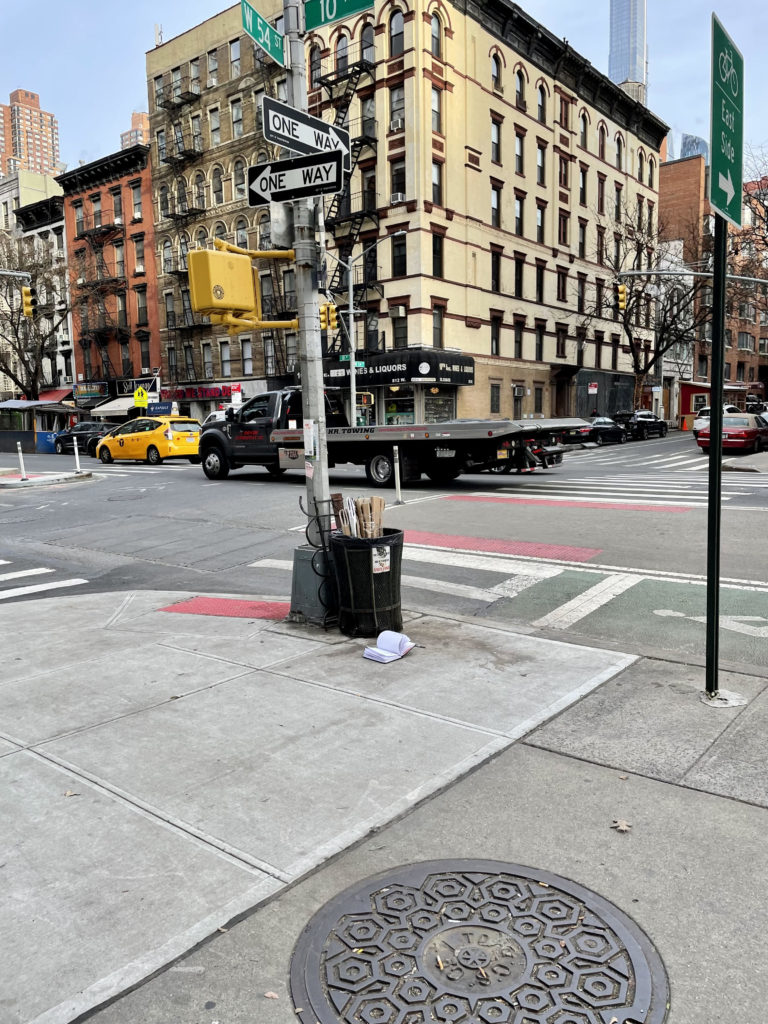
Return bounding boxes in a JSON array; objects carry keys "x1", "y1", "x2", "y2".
[{"x1": 719, "y1": 46, "x2": 739, "y2": 98}]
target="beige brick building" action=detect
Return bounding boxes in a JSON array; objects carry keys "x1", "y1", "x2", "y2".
[{"x1": 145, "y1": 0, "x2": 667, "y2": 423}]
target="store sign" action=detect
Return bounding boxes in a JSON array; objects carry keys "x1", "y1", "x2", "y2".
[
  {"x1": 73, "y1": 381, "x2": 108, "y2": 399},
  {"x1": 323, "y1": 349, "x2": 475, "y2": 388},
  {"x1": 161, "y1": 385, "x2": 233, "y2": 401}
]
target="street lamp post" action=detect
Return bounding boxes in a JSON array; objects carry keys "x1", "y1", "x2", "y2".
[{"x1": 325, "y1": 231, "x2": 406, "y2": 426}]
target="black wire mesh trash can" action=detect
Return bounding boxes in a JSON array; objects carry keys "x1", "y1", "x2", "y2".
[{"x1": 330, "y1": 528, "x2": 404, "y2": 637}]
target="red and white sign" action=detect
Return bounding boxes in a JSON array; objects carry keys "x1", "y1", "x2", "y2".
[
  {"x1": 230, "y1": 382, "x2": 243, "y2": 406},
  {"x1": 588, "y1": 382, "x2": 598, "y2": 395}
]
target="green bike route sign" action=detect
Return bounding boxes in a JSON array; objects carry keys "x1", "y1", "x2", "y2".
[
  {"x1": 709, "y1": 14, "x2": 743, "y2": 227},
  {"x1": 305, "y1": 0, "x2": 374, "y2": 32},
  {"x1": 242, "y1": 0, "x2": 285, "y2": 67}
]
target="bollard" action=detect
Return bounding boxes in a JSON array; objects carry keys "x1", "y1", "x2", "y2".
[
  {"x1": 73, "y1": 436, "x2": 82, "y2": 473},
  {"x1": 392, "y1": 445, "x2": 405, "y2": 506},
  {"x1": 16, "y1": 441, "x2": 28, "y2": 481}
]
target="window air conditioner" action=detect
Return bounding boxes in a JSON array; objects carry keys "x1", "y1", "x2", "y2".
[
  {"x1": 114, "y1": 216, "x2": 122, "y2": 225},
  {"x1": 389, "y1": 118, "x2": 404, "y2": 132},
  {"x1": 390, "y1": 192, "x2": 406, "y2": 205},
  {"x1": 135, "y1": 264, "x2": 145, "y2": 273},
  {"x1": 389, "y1": 305, "x2": 406, "y2": 318},
  {"x1": 76, "y1": 277, "x2": 85, "y2": 285},
  {"x1": 53, "y1": 251, "x2": 66, "y2": 261},
  {"x1": 63, "y1": 375, "x2": 73, "y2": 383},
  {"x1": 141, "y1": 367, "x2": 150, "y2": 374},
  {"x1": 513, "y1": 385, "x2": 525, "y2": 397}
]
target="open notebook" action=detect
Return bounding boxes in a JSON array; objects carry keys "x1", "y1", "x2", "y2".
[{"x1": 363, "y1": 631, "x2": 416, "y2": 663}]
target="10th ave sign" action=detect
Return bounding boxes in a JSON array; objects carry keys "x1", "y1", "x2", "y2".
[
  {"x1": 262, "y1": 96, "x2": 351, "y2": 172},
  {"x1": 248, "y1": 151, "x2": 344, "y2": 206}
]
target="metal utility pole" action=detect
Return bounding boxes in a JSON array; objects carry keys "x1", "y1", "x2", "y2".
[{"x1": 283, "y1": 0, "x2": 331, "y2": 546}]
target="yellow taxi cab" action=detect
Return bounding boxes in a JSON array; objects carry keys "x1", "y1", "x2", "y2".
[{"x1": 96, "y1": 415, "x2": 202, "y2": 465}]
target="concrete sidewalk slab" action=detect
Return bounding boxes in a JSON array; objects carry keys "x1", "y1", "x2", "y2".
[{"x1": 0, "y1": 588, "x2": 635, "y2": 1024}]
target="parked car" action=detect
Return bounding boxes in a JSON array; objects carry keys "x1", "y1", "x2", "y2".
[
  {"x1": 696, "y1": 414, "x2": 768, "y2": 454},
  {"x1": 54, "y1": 421, "x2": 112, "y2": 455},
  {"x1": 692, "y1": 405, "x2": 741, "y2": 438},
  {"x1": 96, "y1": 416, "x2": 202, "y2": 464},
  {"x1": 87, "y1": 424, "x2": 121, "y2": 457},
  {"x1": 560, "y1": 417, "x2": 627, "y2": 446},
  {"x1": 613, "y1": 410, "x2": 668, "y2": 440}
]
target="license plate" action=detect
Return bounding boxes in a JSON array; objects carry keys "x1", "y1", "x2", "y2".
[
  {"x1": 496, "y1": 449, "x2": 509, "y2": 459},
  {"x1": 186, "y1": 436, "x2": 195, "y2": 442}
]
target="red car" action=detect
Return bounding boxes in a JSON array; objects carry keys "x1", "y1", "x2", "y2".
[{"x1": 697, "y1": 414, "x2": 768, "y2": 454}]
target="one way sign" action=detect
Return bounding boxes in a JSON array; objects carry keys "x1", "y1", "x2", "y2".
[
  {"x1": 262, "y1": 96, "x2": 351, "y2": 171},
  {"x1": 248, "y1": 151, "x2": 343, "y2": 206}
]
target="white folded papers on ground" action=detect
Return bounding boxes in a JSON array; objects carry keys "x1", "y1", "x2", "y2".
[{"x1": 363, "y1": 631, "x2": 416, "y2": 663}]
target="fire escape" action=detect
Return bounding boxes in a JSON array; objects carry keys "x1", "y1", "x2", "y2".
[
  {"x1": 75, "y1": 210, "x2": 127, "y2": 380},
  {"x1": 315, "y1": 41, "x2": 378, "y2": 356}
]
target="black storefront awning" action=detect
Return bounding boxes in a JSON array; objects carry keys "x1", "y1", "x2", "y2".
[{"x1": 324, "y1": 348, "x2": 475, "y2": 388}]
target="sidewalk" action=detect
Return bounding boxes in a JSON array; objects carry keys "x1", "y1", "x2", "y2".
[{"x1": 2, "y1": 587, "x2": 768, "y2": 1024}]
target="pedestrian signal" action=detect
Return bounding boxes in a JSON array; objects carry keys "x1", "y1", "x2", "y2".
[{"x1": 21, "y1": 286, "x2": 38, "y2": 318}]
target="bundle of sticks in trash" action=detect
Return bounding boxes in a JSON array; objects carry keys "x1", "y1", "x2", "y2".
[{"x1": 331, "y1": 492, "x2": 386, "y2": 538}]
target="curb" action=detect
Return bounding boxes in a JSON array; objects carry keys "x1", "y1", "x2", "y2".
[{"x1": 0, "y1": 471, "x2": 93, "y2": 488}]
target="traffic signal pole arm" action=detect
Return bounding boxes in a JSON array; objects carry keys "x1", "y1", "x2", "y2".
[{"x1": 213, "y1": 237, "x2": 295, "y2": 261}]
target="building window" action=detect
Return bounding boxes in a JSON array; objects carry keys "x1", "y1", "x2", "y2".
[
  {"x1": 597, "y1": 175, "x2": 605, "y2": 215},
  {"x1": 514, "y1": 255, "x2": 524, "y2": 297},
  {"x1": 647, "y1": 202, "x2": 654, "y2": 233},
  {"x1": 579, "y1": 167, "x2": 587, "y2": 205},
  {"x1": 616, "y1": 136, "x2": 623, "y2": 171},
  {"x1": 596, "y1": 226, "x2": 605, "y2": 265},
  {"x1": 537, "y1": 143, "x2": 546, "y2": 185},
  {"x1": 514, "y1": 320, "x2": 523, "y2": 359},
  {"x1": 614, "y1": 184, "x2": 622, "y2": 221},
  {"x1": 598, "y1": 126, "x2": 606, "y2": 160},
  {"x1": 580, "y1": 113, "x2": 588, "y2": 148},
  {"x1": 535, "y1": 324, "x2": 544, "y2": 361},
  {"x1": 535, "y1": 263, "x2": 545, "y2": 303},
  {"x1": 637, "y1": 151, "x2": 644, "y2": 183},
  {"x1": 491, "y1": 120, "x2": 501, "y2": 163},
  {"x1": 134, "y1": 235, "x2": 145, "y2": 270},
  {"x1": 557, "y1": 268, "x2": 567, "y2": 302},
  {"x1": 231, "y1": 98, "x2": 243, "y2": 138},
  {"x1": 207, "y1": 48, "x2": 218, "y2": 88},
  {"x1": 432, "y1": 161, "x2": 443, "y2": 205},
  {"x1": 114, "y1": 242, "x2": 124, "y2": 278},
  {"x1": 614, "y1": 235, "x2": 621, "y2": 267},
  {"x1": 432, "y1": 233, "x2": 443, "y2": 277},
  {"x1": 637, "y1": 195, "x2": 644, "y2": 229},
  {"x1": 431, "y1": 13, "x2": 441, "y2": 57},
  {"x1": 135, "y1": 287, "x2": 148, "y2": 326},
  {"x1": 202, "y1": 343, "x2": 213, "y2": 377},
  {"x1": 235, "y1": 218, "x2": 248, "y2": 248},
  {"x1": 558, "y1": 210, "x2": 569, "y2": 246},
  {"x1": 391, "y1": 158, "x2": 406, "y2": 196},
  {"x1": 648, "y1": 158, "x2": 655, "y2": 188},
  {"x1": 362, "y1": 22, "x2": 375, "y2": 62},
  {"x1": 556, "y1": 326, "x2": 567, "y2": 358},
  {"x1": 536, "y1": 203, "x2": 545, "y2": 243},
  {"x1": 153, "y1": 74, "x2": 163, "y2": 107},
  {"x1": 491, "y1": 317, "x2": 501, "y2": 356},
  {"x1": 162, "y1": 238, "x2": 173, "y2": 274},
  {"x1": 558, "y1": 156, "x2": 569, "y2": 189},
  {"x1": 336, "y1": 34, "x2": 348, "y2": 72},
  {"x1": 724, "y1": 362, "x2": 731, "y2": 379},
  {"x1": 309, "y1": 45, "x2": 322, "y2": 88},
  {"x1": 490, "y1": 382, "x2": 501, "y2": 413},
  {"x1": 212, "y1": 167, "x2": 224, "y2": 204},
  {"x1": 559, "y1": 96, "x2": 570, "y2": 129},
  {"x1": 578, "y1": 221, "x2": 586, "y2": 259},
  {"x1": 130, "y1": 185, "x2": 142, "y2": 221},
  {"x1": 515, "y1": 131, "x2": 524, "y2": 173},
  {"x1": 220, "y1": 340, "x2": 231, "y2": 377},
  {"x1": 390, "y1": 85, "x2": 405, "y2": 123},
  {"x1": 491, "y1": 54, "x2": 502, "y2": 90},
  {"x1": 230, "y1": 39, "x2": 240, "y2": 78},
  {"x1": 515, "y1": 195, "x2": 524, "y2": 235},
  {"x1": 233, "y1": 159, "x2": 246, "y2": 200},
  {"x1": 577, "y1": 274, "x2": 586, "y2": 313},
  {"x1": 159, "y1": 185, "x2": 170, "y2": 219},
  {"x1": 389, "y1": 10, "x2": 404, "y2": 57},
  {"x1": 537, "y1": 85, "x2": 546, "y2": 123},
  {"x1": 392, "y1": 232, "x2": 407, "y2": 276},
  {"x1": 491, "y1": 250, "x2": 501, "y2": 292},
  {"x1": 157, "y1": 129, "x2": 166, "y2": 162},
  {"x1": 393, "y1": 317, "x2": 408, "y2": 349},
  {"x1": 433, "y1": 306, "x2": 444, "y2": 348},
  {"x1": 515, "y1": 70, "x2": 525, "y2": 108},
  {"x1": 612, "y1": 335, "x2": 620, "y2": 370},
  {"x1": 210, "y1": 107, "x2": 220, "y2": 146},
  {"x1": 432, "y1": 87, "x2": 442, "y2": 133},
  {"x1": 491, "y1": 185, "x2": 501, "y2": 228}
]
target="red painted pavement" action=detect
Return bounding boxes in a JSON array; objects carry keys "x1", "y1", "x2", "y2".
[
  {"x1": 161, "y1": 597, "x2": 290, "y2": 619},
  {"x1": 443, "y1": 494, "x2": 692, "y2": 514},
  {"x1": 403, "y1": 530, "x2": 601, "y2": 562}
]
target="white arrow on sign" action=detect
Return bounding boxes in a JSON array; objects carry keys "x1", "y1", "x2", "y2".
[
  {"x1": 262, "y1": 96, "x2": 351, "y2": 170},
  {"x1": 248, "y1": 151, "x2": 343, "y2": 206},
  {"x1": 718, "y1": 169, "x2": 735, "y2": 206}
]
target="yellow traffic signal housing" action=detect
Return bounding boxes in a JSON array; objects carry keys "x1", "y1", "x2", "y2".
[
  {"x1": 21, "y1": 285, "x2": 38, "y2": 318},
  {"x1": 327, "y1": 304, "x2": 338, "y2": 330},
  {"x1": 617, "y1": 283, "x2": 628, "y2": 311},
  {"x1": 319, "y1": 303, "x2": 328, "y2": 330},
  {"x1": 187, "y1": 249, "x2": 257, "y2": 315}
]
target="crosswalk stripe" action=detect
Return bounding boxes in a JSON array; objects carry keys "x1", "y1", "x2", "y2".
[
  {"x1": 532, "y1": 573, "x2": 642, "y2": 629},
  {"x1": 0, "y1": 567, "x2": 53, "y2": 583},
  {"x1": 0, "y1": 579, "x2": 88, "y2": 600}
]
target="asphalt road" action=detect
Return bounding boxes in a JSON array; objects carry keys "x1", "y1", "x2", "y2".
[{"x1": 1, "y1": 431, "x2": 767, "y2": 671}]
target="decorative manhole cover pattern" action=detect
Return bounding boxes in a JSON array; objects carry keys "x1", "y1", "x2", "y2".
[{"x1": 290, "y1": 860, "x2": 669, "y2": 1024}]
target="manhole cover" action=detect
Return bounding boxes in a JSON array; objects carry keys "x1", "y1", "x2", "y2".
[{"x1": 290, "y1": 860, "x2": 669, "y2": 1024}]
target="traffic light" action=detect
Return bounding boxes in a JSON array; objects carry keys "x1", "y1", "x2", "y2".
[
  {"x1": 327, "y1": 303, "x2": 338, "y2": 330},
  {"x1": 617, "y1": 283, "x2": 628, "y2": 311},
  {"x1": 187, "y1": 249, "x2": 257, "y2": 314},
  {"x1": 319, "y1": 303, "x2": 328, "y2": 330},
  {"x1": 21, "y1": 286, "x2": 38, "y2": 318}
]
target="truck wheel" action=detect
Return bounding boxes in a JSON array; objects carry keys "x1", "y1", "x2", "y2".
[
  {"x1": 426, "y1": 462, "x2": 461, "y2": 484},
  {"x1": 202, "y1": 448, "x2": 229, "y2": 479},
  {"x1": 365, "y1": 452, "x2": 394, "y2": 486},
  {"x1": 266, "y1": 463, "x2": 286, "y2": 478}
]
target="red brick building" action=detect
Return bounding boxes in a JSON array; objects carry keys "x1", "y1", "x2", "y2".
[{"x1": 57, "y1": 145, "x2": 161, "y2": 414}]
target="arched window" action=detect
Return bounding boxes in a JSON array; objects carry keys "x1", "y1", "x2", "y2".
[
  {"x1": 212, "y1": 166, "x2": 223, "y2": 204},
  {"x1": 491, "y1": 54, "x2": 501, "y2": 90},
  {"x1": 162, "y1": 239, "x2": 173, "y2": 274},
  {"x1": 309, "y1": 45, "x2": 322, "y2": 89},
  {"x1": 194, "y1": 172, "x2": 206, "y2": 208},
  {"x1": 336, "y1": 34, "x2": 348, "y2": 72},
  {"x1": 648, "y1": 158, "x2": 655, "y2": 189},
  {"x1": 389, "y1": 10, "x2": 404, "y2": 57},
  {"x1": 362, "y1": 23, "x2": 375, "y2": 62},
  {"x1": 214, "y1": 222, "x2": 227, "y2": 242},
  {"x1": 537, "y1": 85, "x2": 546, "y2": 123},
  {"x1": 196, "y1": 227, "x2": 208, "y2": 249},
  {"x1": 515, "y1": 70, "x2": 525, "y2": 108},
  {"x1": 235, "y1": 218, "x2": 248, "y2": 248},
  {"x1": 616, "y1": 136, "x2": 623, "y2": 171},
  {"x1": 233, "y1": 159, "x2": 246, "y2": 200},
  {"x1": 176, "y1": 176, "x2": 187, "y2": 213},
  {"x1": 598, "y1": 126, "x2": 606, "y2": 161},
  {"x1": 179, "y1": 233, "x2": 190, "y2": 270},
  {"x1": 637, "y1": 151, "x2": 645, "y2": 183},
  {"x1": 580, "y1": 113, "x2": 588, "y2": 148},
  {"x1": 430, "y1": 13, "x2": 441, "y2": 58},
  {"x1": 159, "y1": 185, "x2": 170, "y2": 219},
  {"x1": 259, "y1": 212, "x2": 271, "y2": 247}
]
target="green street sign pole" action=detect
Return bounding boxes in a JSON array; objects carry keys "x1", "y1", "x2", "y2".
[
  {"x1": 706, "y1": 15, "x2": 744, "y2": 700},
  {"x1": 242, "y1": 0, "x2": 285, "y2": 66},
  {"x1": 305, "y1": 0, "x2": 374, "y2": 32}
]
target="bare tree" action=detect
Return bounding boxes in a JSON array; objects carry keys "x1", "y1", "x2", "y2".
[{"x1": 0, "y1": 232, "x2": 70, "y2": 400}]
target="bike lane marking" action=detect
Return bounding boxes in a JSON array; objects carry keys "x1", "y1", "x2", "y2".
[{"x1": 531, "y1": 574, "x2": 643, "y2": 629}]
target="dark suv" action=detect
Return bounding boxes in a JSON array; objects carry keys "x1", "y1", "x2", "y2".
[
  {"x1": 54, "y1": 421, "x2": 112, "y2": 455},
  {"x1": 613, "y1": 411, "x2": 668, "y2": 440}
]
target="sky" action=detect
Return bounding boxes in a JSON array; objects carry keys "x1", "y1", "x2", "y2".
[{"x1": 1, "y1": 0, "x2": 767, "y2": 171}]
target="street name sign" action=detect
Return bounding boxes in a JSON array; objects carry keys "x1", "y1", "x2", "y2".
[
  {"x1": 709, "y1": 14, "x2": 743, "y2": 227},
  {"x1": 339, "y1": 353, "x2": 351, "y2": 361},
  {"x1": 305, "y1": 0, "x2": 374, "y2": 31},
  {"x1": 248, "y1": 151, "x2": 343, "y2": 206},
  {"x1": 241, "y1": 0, "x2": 285, "y2": 67},
  {"x1": 262, "y1": 96, "x2": 351, "y2": 172}
]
